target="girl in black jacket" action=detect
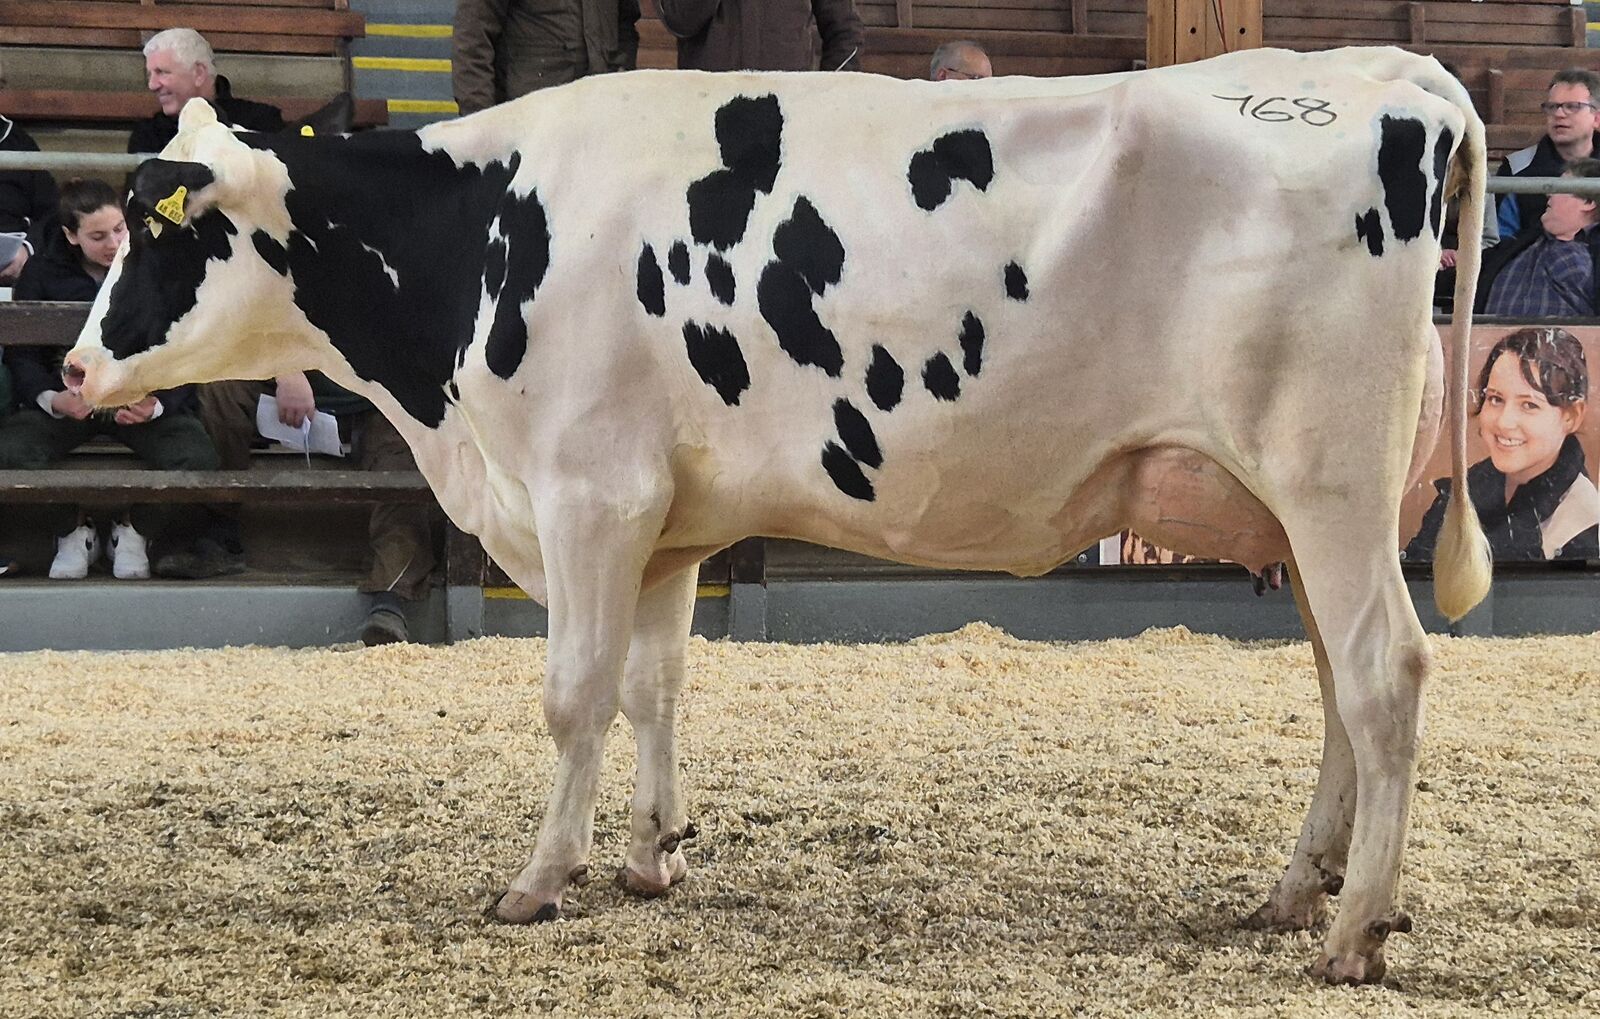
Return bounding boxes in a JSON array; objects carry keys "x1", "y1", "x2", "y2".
[{"x1": 0, "y1": 179, "x2": 219, "y2": 579}]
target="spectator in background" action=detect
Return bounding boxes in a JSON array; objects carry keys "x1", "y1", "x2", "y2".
[
  {"x1": 0, "y1": 114, "x2": 59, "y2": 285},
  {"x1": 1495, "y1": 68, "x2": 1600, "y2": 242},
  {"x1": 659, "y1": 0, "x2": 863, "y2": 72},
  {"x1": 929, "y1": 40, "x2": 991, "y2": 81},
  {"x1": 130, "y1": 28, "x2": 284, "y2": 154},
  {"x1": 163, "y1": 375, "x2": 437, "y2": 645},
  {"x1": 1478, "y1": 159, "x2": 1600, "y2": 318},
  {"x1": 0, "y1": 179, "x2": 219, "y2": 579},
  {"x1": 453, "y1": 0, "x2": 640, "y2": 115}
]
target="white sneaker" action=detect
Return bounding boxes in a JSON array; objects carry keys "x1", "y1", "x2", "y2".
[
  {"x1": 50, "y1": 524, "x2": 102, "y2": 580},
  {"x1": 110, "y1": 523, "x2": 150, "y2": 580}
]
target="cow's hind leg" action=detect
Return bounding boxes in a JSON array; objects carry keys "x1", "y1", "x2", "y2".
[
  {"x1": 495, "y1": 500, "x2": 664, "y2": 924},
  {"x1": 1280, "y1": 524, "x2": 1430, "y2": 985},
  {"x1": 1243, "y1": 559, "x2": 1355, "y2": 932},
  {"x1": 617, "y1": 565, "x2": 699, "y2": 896}
]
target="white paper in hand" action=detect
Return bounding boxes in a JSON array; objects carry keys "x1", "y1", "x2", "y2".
[{"x1": 256, "y1": 395, "x2": 343, "y2": 457}]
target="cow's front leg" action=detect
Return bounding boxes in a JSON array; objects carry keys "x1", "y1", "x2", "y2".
[
  {"x1": 1244, "y1": 562, "x2": 1355, "y2": 933},
  {"x1": 495, "y1": 500, "x2": 663, "y2": 924},
  {"x1": 617, "y1": 565, "x2": 700, "y2": 896}
]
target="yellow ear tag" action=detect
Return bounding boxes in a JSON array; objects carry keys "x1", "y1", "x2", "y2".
[
  {"x1": 154, "y1": 185, "x2": 188, "y2": 226},
  {"x1": 300, "y1": 125, "x2": 315, "y2": 137},
  {"x1": 144, "y1": 215, "x2": 163, "y2": 239}
]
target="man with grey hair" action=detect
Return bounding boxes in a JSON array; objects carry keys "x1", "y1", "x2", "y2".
[
  {"x1": 930, "y1": 40, "x2": 991, "y2": 81},
  {"x1": 128, "y1": 28, "x2": 284, "y2": 154}
]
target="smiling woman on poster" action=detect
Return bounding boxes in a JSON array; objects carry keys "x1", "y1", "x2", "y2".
[{"x1": 1407, "y1": 326, "x2": 1599, "y2": 561}]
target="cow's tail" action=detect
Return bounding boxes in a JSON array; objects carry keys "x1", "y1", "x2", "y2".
[{"x1": 1432, "y1": 93, "x2": 1492, "y2": 622}]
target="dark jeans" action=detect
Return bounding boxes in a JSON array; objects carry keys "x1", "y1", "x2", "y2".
[
  {"x1": 0, "y1": 406, "x2": 219, "y2": 535},
  {"x1": 198, "y1": 380, "x2": 435, "y2": 600}
]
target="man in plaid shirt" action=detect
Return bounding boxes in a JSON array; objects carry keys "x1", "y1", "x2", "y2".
[{"x1": 1482, "y1": 158, "x2": 1600, "y2": 317}]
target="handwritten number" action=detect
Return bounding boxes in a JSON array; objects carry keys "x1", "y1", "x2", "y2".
[
  {"x1": 1211, "y1": 93, "x2": 1338, "y2": 127},
  {"x1": 1250, "y1": 96, "x2": 1295, "y2": 122},
  {"x1": 1292, "y1": 97, "x2": 1337, "y2": 127},
  {"x1": 1214, "y1": 94, "x2": 1253, "y2": 118}
]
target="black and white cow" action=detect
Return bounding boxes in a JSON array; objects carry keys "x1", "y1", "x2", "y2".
[{"x1": 67, "y1": 45, "x2": 1492, "y2": 984}]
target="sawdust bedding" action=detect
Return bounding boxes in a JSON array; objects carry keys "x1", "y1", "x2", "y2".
[{"x1": 0, "y1": 625, "x2": 1595, "y2": 1018}]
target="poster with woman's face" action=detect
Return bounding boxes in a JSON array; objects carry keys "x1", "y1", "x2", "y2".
[
  {"x1": 1401, "y1": 325, "x2": 1598, "y2": 562},
  {"x1": 1112, "y1": 325, "x2": 1599, "y2": 567}
]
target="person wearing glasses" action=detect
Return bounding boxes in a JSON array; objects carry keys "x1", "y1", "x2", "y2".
[
  {"x1": 1496, "y1": 68, "x2": 1600, "y2": 241},
  {"x1": 658, "y1": 0, "x2": 863, "y2": 72},
  {"x1": 930, "y1": 40, "x2": 991, "y2": 82}
]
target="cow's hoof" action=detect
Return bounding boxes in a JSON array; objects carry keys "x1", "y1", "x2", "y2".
[
  {"x1": 1310, "y1": 948, "x2": 1386, "y2": 986},
  {"x1": 494, "y1": 891, "x2": 561, "y2": 924},
  {"x1": 1242, "y1": 897, "x2": 1327, "y2": 932},
  {"x1": 618, "y1": 848, "x2": 688, "y2": 898}
]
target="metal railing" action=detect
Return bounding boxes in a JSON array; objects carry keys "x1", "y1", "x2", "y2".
[{"x1": 4, "y1": 149, "x2": 1600, "y2": 197}]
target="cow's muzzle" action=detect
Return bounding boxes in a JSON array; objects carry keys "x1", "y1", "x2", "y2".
[{"x1": 63, "y1": 347, "x2": 141, "y2": 408}]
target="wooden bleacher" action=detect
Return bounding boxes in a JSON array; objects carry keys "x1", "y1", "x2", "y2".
[
  {"x1": 635, "y1": 0, "x2": 1598, "y2": 161},
  {"x1": 0, "y1": 0, "x2": 384, "y2": 155}
]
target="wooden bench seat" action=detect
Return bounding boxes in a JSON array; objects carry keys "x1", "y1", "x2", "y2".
[
  {"x1": 1264, "y1": 0, "x2": 1585, "y2": 51},
  {"x1": 0, "y1": 0, "x2": 365, "y2": 57}
]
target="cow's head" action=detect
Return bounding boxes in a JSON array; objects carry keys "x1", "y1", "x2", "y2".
[{"x1": 66, "y1": 99, "x2": 313, "y2": 407}]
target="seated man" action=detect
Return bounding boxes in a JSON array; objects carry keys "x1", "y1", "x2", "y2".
[
  {"x1": 1478, "y1": 158, "x2": 1600, "y2": 318},
  {"x1": 160, "y1": 375, "x2": 436, "y2": 645},
  {"x1": 930, "y1": 40, "x2": 992, "y2": 81},
  {"x1": 130, "y1": 28, "x2": 283, "y2": 154}
]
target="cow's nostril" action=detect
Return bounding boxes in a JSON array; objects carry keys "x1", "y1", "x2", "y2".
[{"x1": 61, "y1": 360, "x2": 87, "y2": 393}]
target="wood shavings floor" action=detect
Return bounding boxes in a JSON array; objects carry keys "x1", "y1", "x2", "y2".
[{"x1": 1, "y1": 625, "x2": 1595, "y2": 1017}]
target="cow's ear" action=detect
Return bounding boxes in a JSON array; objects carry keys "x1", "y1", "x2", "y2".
[
  {"x1": 178, "y1": 97, "x2": 220, "y2": 132},
  {"x1": 286, "y1": 92, "x2": 355, "y2": 137},
  {"x1": 129, "y1": 159, "x2": 216, "y2": 227}
]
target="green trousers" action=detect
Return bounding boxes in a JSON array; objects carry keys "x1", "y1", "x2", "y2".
[{"x1": 0, "y1": 406, "x2": 219, "y2": 536}]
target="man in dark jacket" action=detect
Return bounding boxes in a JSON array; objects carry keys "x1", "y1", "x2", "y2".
[
  {"x1": 453, "y1": 0, "x2": 641, "y2": 116},
  {"x1": 658, "y1": 0, "x2": 863, "y2": 72},
  {"x1": 1477, "y1": 158, "x2": 1600, "y2": 317},
  {"x1": 0, "y1": 115, "x2": 59, "y2": 284},
  {"x1": 1495, "y1": 68, "x2": 1600, "y2": 241},
  {"x1": 128, "y1": 28, "x2": 284, "y2": 154}
]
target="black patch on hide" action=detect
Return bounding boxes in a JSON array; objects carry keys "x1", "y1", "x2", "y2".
[
  {"x1": 833, "y1": 398, "x2": 882, "y2": 469},
  {"x1": 958, "y1": 311, "x2": 985, "y2": 377},
  {"x1": 907, "y1": 130, "x2": 995, "y2": 211},
  {"x1": 705, "y1": 253, "x2": 736, "y2": 305},
  {"x1": 1004, "y1": 261, "x2": 1029, "y2": 301},
  {"x1": 683, "y1": 321, "x2": 750, "y2": 406},
  {"x1": 231, "y1": 131, "x2": 548, "y2": 427},
  {"x1": 772, "y1": 196, "x2": 843, "y2": 295},
  {"x1": 668, "y1": 240, "x2": 691, "y2": 285},
  {"x1": 821, "y1": 441, "x2": 875, "y2": 501},
  {"x1": 922, "y1": 352, "x2": 961, "y2": 401},
  {"x1": 1356, "y1": 207, "x2": 1385, "y2": 258},
  {"x1": 1430, "y1": 127, "x2": 1455, "y2": 241},
  {"x1": 1378, "y1": 115, "x2": 1428, "y2": 243},
  {"x1": 252, "y1": 230, "x2": 289, "y2": 275},
  {"x1": 101, "y1": 199, "x2": 238, "y2": 362},
  {"x1": 866, "y1": 344, "x2": 903, "y2": 412},
  {"x1": 687, "y1": 94, "x2": 783, "y2": 251},
  {"x1": 637, "y1": 243, "x2": 666, "y2": 317},
  {"x1": 757, "y1": 261, "x2": 843, "y2": 377}
]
